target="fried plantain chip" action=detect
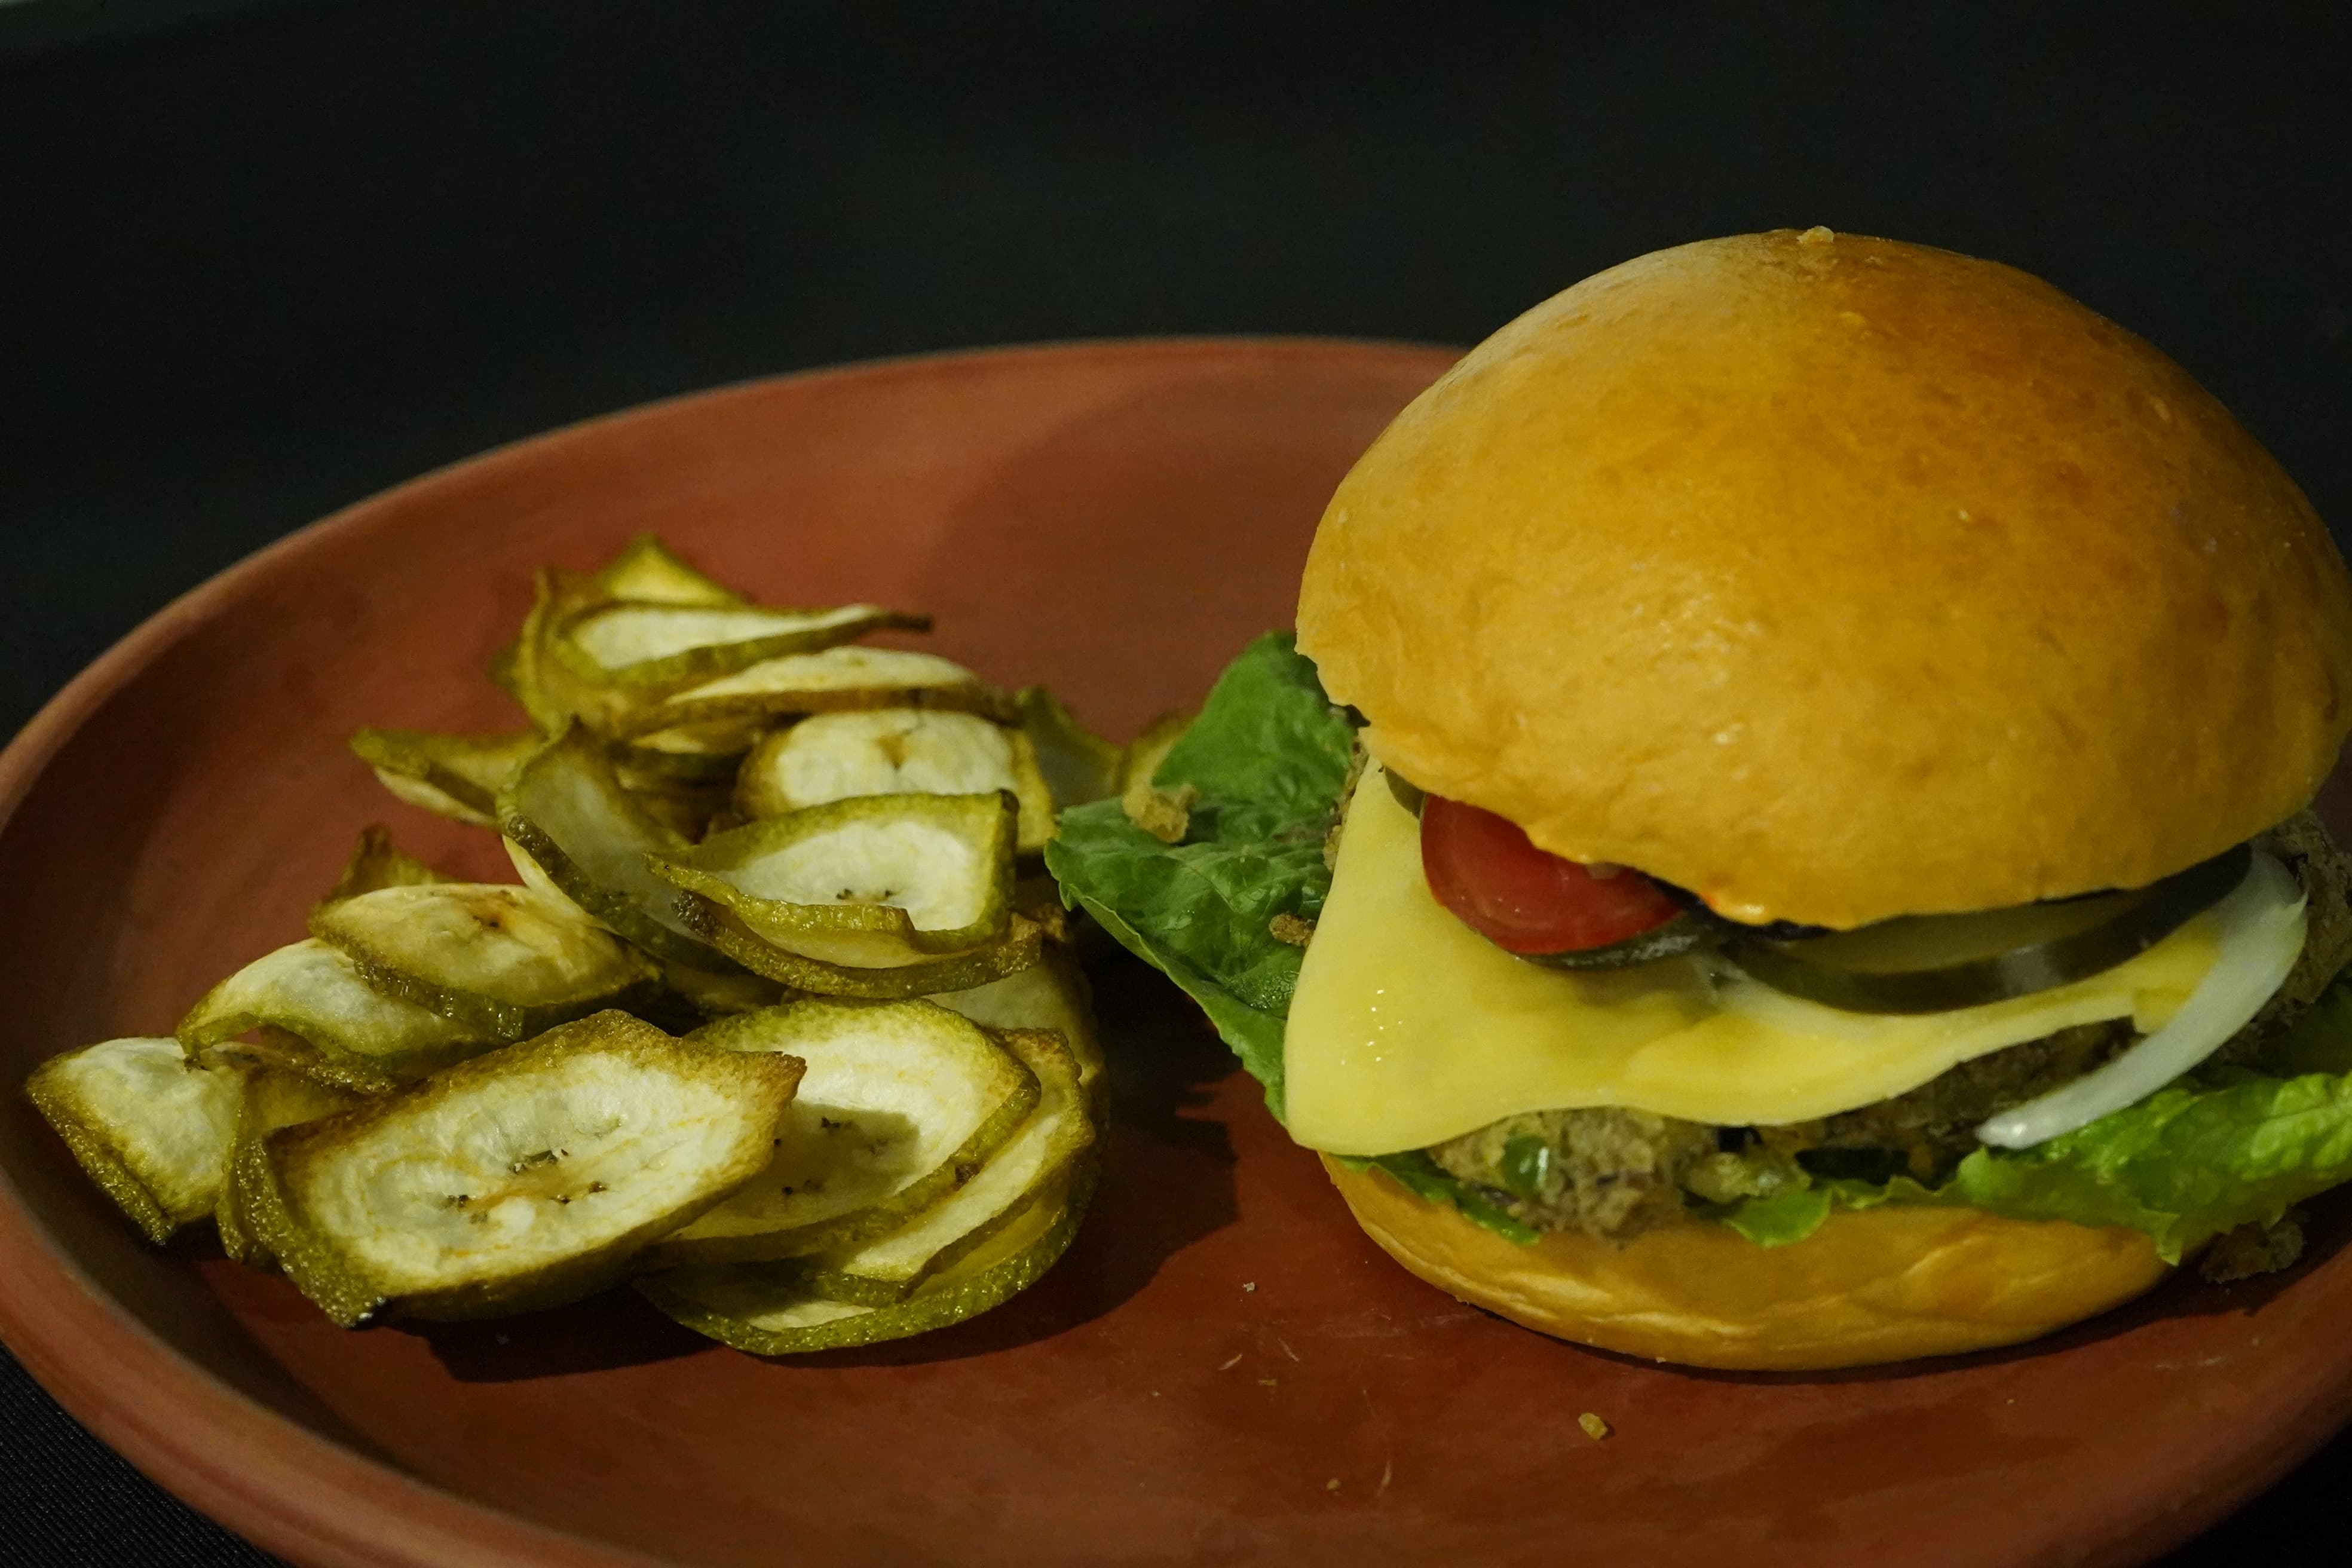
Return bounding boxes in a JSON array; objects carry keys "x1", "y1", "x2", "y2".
[
  {"x1": 617, "y1": 645, "x2": 1018, "y2": 737},
  {"x1": 500, "y1": 834, "x2": 593, "y2": 916},
  {"x1": 497, "y1": 722, "x2": 736, "y2": 969},
  {"x1": 602, "y1": 777, "x2": 736, "y2": 845},
  {"x1": 687, "y1": 904, "x2": 1052, "y2": 999},
  {"x1": 930, "y1": 948, "x2": 1105, "y2": 1120},
  {"x1": 322, "y1": 823, "x2": 452, "y2": 905},
  {"x1": 349, "y1": 728, "x2": 543, "y2": 829},
  {"x1": 26, "y1": 1039, "x2": 247, "y2": 1244},
  {"x1": 731, "y1": 708, "x2": 1056, "y2": 852},
  {"x1": 238, "y1": 1010, "x2": 801, "y2": 1326},
  {"x1": 1116, "y1": 710, "x2": 1199, "y2": 844},
  {"x1": 636, "y1": 1165, "x2": 1092, "y2": 1355},
  {"x1": 650, "y1": 999, "x2": 1038, "y2": 1264},
  {"x1": 607, "y1": 720, "x2": 761, "y2": 788},
  {"x1": 178, "y1": 939, "x2": 497, "y2": 1092},
  {"x1": 509, "y1": 568, "x2": 647, "y2": 736},
  {"x1": 797, "y1": 1027, "x2": 1093, "y2": 1305},
  {"x1": 488, "y1": 639, "x2": 523, "y2": 700},
  {"x1": 1008, "y1": 734, "x2": 1059, "y2": 854},
  {"x1": 658, "y1": 961, "x2": 791, "y2": 1020},
  {"x1": 1015, "y1": 685, "x2": 1121, "y2": 810},
  {"x1": 1115, "y1": 710, "x2": 1194, "y2": 797},
  {"x1": 309, "y1": 883, "x2": 658, "y2": 1041},
  {"x1": 1010, "y1": 868, "x2": 1077, "y2": 944},
  {"x1": 590, "y1": 534, "x2": 744, "y2": 608},
  {"x1": 553, "y1": 602, "x2": 929, "y2": 690},
  {"x1": 649, "y1": 792, "x2": 1018, "y2": 970},
  {"x1": 216, "y1": 1070, "x2": 369, "y2": 1267}
]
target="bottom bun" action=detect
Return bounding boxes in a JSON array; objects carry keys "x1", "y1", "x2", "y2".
[{"x1": 1322, "y1": 1154, "x2": 2173, "y2": 1371}]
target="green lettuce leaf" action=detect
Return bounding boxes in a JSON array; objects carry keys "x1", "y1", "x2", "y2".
[
  {"x1": 1702, "y1": 1173, "x2": 1937, "y2": 1247},
  {"x1": 1949, "y1": 1064, "x2": 2352, "y2": 1259},
  {"x1": 1147, "y1": 634, "x2": 1356, "y2": 842},
  {"x1": 1061, "y1": 887, "x2": 1294, "y2": 1115},
  {"x1": 1043, "y1": 633, "x2": 1355, "y2": 1122},
  {"x1": 1713, "y1": 1018, "x2": 2352, "y2": 1260},
  {"x1": 1701, "y1": 1185, "x2": 1837, "y2": 1247},
  {"x1": 1336, "y1": 1151, "x2": 1541, "y2": 1245}
]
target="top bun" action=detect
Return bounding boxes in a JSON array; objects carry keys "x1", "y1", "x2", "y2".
[{"x1": 1297, "y1": 229, "x2": 2352, "y2": 928}]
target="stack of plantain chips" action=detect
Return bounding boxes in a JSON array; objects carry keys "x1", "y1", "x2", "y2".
[{"x1": 27, "y1": 537, "x2": 1127, "y2": 1352}]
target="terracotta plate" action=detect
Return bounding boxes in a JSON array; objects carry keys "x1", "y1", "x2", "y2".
[{"x1": 2, "y1": 339, "x2": 2349, "y2": 1568}]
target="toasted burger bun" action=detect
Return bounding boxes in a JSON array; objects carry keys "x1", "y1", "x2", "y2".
[
  {"x1": 1297, "y1": 229, "x2": 2352, "y2": 929},
  {"x1": 1323, "y1": 1155, "x2": 2172, "y2": 1371}
]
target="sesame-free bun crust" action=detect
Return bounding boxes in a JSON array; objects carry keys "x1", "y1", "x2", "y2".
[
  {"x1": 1297, "y1": 230, "x2": 2352, "y2": 928},
  {"x1": 1322, "y1": 1154, "x2": 2172, "y2": 1371}
]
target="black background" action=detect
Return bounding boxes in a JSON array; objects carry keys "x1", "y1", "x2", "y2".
[{"x1": 3, "y1": 2, "x2": 2348, "y2": 1562}]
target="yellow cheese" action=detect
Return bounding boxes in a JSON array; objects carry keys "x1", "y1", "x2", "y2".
[{"x1": 1284, "y1": 768, "x2": 2221, "y2": 1155}]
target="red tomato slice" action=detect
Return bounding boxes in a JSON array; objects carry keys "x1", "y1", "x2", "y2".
[{"x1": 1420, "y1": 795, "x2": 1682, "y2": 954}]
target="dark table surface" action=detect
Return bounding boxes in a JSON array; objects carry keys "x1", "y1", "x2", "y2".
[{"x1": 4, "y1": 2, "x2": 2349, "y2": 1563}]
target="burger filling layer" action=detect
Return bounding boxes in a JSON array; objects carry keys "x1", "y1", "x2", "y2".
[
  {"x1": 1043, "y1": 633, "x2": 2352, "y2": 1279},
  {"x1": 1312, "y1": 770, "x2": 2352, "y2": 1257},
  {"x1": 1422, "y1": 1022, "x2": 2132, "y2": 1242},
  {"x1": 1283, "y1": 768, "x2": 2307, "y2": 1153}
]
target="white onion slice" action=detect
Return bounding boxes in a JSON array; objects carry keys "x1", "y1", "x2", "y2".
[{"x1": 1976, "y1": 852, "x2": 2305, "y2": 1150}]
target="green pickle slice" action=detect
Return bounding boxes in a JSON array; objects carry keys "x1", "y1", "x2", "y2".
[
  {"x1": 349, "y1": 728, "x2": 543, "y2": 829},
  {"x1": 216, "y1": 1070, "x2": 369, "y2": 1267},
  {"x1": 553, "y1": 601, "x2": 928, "y2": 688},
  {"x1": 590, "y1": 534, "x2": 744, "y2": 607},
  {"x1": 178, "y1": 939, "x2": 497, "y2": 1092},
  {"x1": 649, "y1": 792, "x2": 1018, "y2": 970},
  {"x1": 638, "y1": 1163, "x2": 1093, "y2": 1355},
  {"x1": 1721, "y1": 846, "x2": 2253, "y2": 1013},
  {"x1": 308, "y1": 882, "x2": 658, "y2": 1041},
  {"x1": 797, "y1": 1027, "x2": 1093, "y2": 1305},
  {"x1": 239, "y1": 1010, "x2": 802, "y2": 1327},
  {"x1": 733, "y1": 708, "x2": 1056, "y2": 852},
  {"x1": 497, "y1": 722, "x2": 736, "y2": 968},
  {"x1": 25, "y1": 1039, "x2": 248, "y2": 1244},
  {"x1": 619, "y1": 645, "x2": 1017, "y2": 737},
  {"x1": 650, "y1": 998, "x2": 1039, "y2": 1264}
]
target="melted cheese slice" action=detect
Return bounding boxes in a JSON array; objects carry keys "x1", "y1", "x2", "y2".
[{"x1": 1284, "y1": 768, "x2": 2223, "y2": 1155}]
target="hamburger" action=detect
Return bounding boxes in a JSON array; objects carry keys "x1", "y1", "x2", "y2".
[{"x1": 1047, "y1": 228, "x2": 2352, "y2": 1370}]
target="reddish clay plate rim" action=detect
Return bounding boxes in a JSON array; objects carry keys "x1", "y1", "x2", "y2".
[{"x1": 0, "y1": 336, "x2": 1453, "y2": 1568}]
